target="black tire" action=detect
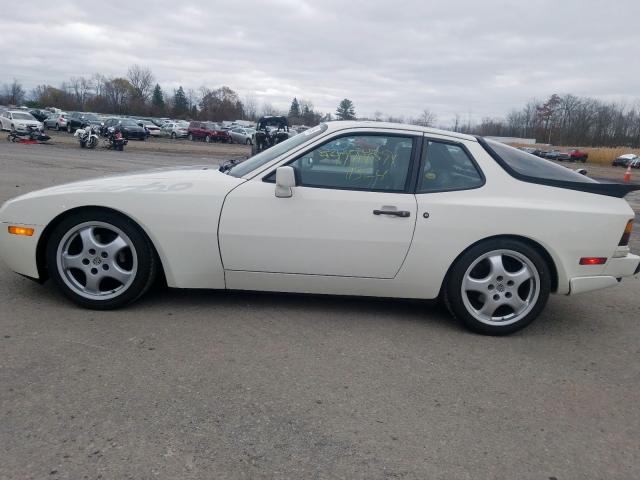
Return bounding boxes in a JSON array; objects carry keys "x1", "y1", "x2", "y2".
[
  {"x1": 67, "y1": 124, "x2": 72, "y2": 133},
  {"x1": 80, "y1": 141, "x2": 86, "y2": 148},
  {"x1": 45, "y1": 209, "x2": 158, "y2": 310},
  {"x1": 205, "y1": 135, "x2": 211, "y2": 143},
  {"x1": 245, "y1": 138, "x2": 251, "y2": 145},
  {"x1": 171, "y1": 132, "x2": 176, "y2": 139},
  {"x1": 444, "y1": 238, "x2": 551, "y2": 335},
  {"x1": 56, "y1": 123, "x2": 60, "y2": 131},
  {"x1": 117, "y1": 144, "x2": 124, "y2": 151},
  {"x1": 188, "y1": 134, "x2": 194, "y2": 141},
  {"x1": 88, "y1": 137, "x2": 97, "y2": 149}
]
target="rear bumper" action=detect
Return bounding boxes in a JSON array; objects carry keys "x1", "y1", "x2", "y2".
[{"x1": 568, "y1": 254, "x2": 640, "y2": 295}]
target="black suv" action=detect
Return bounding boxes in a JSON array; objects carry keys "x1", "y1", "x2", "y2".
[
  {"x1": 66, "y1": 112, "x2": 102, "y2": 133},
  {"x1": 102, "y1": 118, "x2": 147, "y2": 140},
  {"x1": 253, "y1": 116, "x2": 291, "y2": 154}
]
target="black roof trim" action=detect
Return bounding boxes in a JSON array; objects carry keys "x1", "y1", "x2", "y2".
[{"x1": 477, "y1": 136, "x2": 640, "y2": 198}]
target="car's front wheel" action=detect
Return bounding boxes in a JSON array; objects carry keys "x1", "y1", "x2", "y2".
[
  {"x1": 46, "y1": 210, "x2": 158, "y2": 309},
  {"x1": 444, "y1": 239, "x2": 551, "y2": 335}
]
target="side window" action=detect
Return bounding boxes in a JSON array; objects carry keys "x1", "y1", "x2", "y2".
[
  {"x1": 418, "y1": 140, "x2": 484, "y2": 193},
  {"x1": 282, "y1": 134, "x2": 414, "y2": 192}
]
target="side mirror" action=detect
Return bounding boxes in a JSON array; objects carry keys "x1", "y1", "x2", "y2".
[{"x1": 275, "y1": 166, "x2": 297, "y2": 198}]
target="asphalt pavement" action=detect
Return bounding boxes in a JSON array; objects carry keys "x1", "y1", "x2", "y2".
[{"x1": 1, "y1": 142, "x2": 639, "y2": 480}]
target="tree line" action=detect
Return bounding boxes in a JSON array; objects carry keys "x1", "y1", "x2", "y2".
[
  {"x1": 6, "y1": 68, "x2": 637, "y2": 146},
  {"x1": 463, "y1": 94, "x2": 640, "y2": 147},
  {"x1": 0, "y1": 66, "x2": 328, "y2": 125}
]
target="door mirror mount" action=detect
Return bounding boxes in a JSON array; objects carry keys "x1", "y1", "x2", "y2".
[{"x1": 275, "y1": 166, "x2": 297, "y2": 198}]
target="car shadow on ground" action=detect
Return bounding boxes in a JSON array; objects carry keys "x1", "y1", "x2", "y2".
[{"x1": 16, "y1": 276, "x2": 597, "y2": 339}]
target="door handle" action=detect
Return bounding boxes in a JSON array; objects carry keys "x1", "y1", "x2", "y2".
[{"x1": 373, "y1": 209, "x2": 411, "y2": 218}]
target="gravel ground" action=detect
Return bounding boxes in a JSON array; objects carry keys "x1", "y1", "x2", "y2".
[{"x1": 0, "y1": 141, "x2": 639, "y2": 480}]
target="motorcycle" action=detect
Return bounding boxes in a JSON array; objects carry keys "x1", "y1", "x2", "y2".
[
  {"x1": 7, "y1": 125, "x2": 51, "y2": 143},
  {"x1": 101, "y1": 125, "x2": 128, "y2": 151},
  {"x1": 74, "y1": 124, "x2": 99, "y2": 149}
]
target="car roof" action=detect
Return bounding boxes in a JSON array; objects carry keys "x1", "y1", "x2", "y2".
[{"x1": 322, "y1": 121, "x2": 477, "y2": 142}]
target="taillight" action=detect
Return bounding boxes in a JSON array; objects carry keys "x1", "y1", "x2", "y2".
[{"x1": 619, "y1": 220, "x2": 634, "y2": 246}]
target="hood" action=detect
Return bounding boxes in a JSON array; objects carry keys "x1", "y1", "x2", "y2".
[
  {"x1": 14, "y1": 119, "x2": 40, "y2": 125},
  {"x1": 6, "y1": 166, "x2": 240, "y2": 202}
]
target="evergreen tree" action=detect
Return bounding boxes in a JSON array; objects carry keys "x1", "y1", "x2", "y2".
[
  {"x1": 335, "y1": 98, "x2": 356, "y2": 120},
  {"x1": 151, "y1": 84, "x2": 165, "y2": 113},
  {"x1": 288, "y1": 97, "x2": 301, "y2": 119},
  {"x1": 172, "y1": 86, "x2": 189, "y2": 117}
]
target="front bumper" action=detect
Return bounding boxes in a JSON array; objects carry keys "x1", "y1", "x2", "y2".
[{"x1": 568, "y1": 253, "x2": 640, "y2": 294}]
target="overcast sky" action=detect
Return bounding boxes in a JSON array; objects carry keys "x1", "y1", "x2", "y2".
[{"x1": 2, "y1": 0, "x2": 639, "y2": 124}]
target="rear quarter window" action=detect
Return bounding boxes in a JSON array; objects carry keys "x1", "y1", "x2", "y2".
[{"x1": 484, "y1": 139, "x2": 596, "y2": 184}]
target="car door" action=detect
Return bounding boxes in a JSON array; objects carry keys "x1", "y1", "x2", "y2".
[{"x1": 219, "y1": 131, "x2": 420, "y2": 278}]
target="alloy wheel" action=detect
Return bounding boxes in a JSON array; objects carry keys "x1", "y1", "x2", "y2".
[
  {"x1": 56, "y1": 221, "x2": 138, "y2": 300},
  {"x1": 460, "y1": 249, "x2": 540, "y2": 326}
]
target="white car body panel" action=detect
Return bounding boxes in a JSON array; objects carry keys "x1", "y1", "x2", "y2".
[
  {"x1": 0, "y1": 167, "x2": 245, "y2": 288},
  {"x1": 0, "y1": 121, "x2": 638, "y2": 305},
  {"x1": 219, "y1": 181, "x2": 417, "y2": 278}
]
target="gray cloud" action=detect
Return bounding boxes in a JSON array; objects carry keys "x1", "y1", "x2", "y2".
[{"x1": 2, "y1": 0, "x2": 639, "y2": 124}]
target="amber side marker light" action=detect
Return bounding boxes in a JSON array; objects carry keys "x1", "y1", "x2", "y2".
[
  {"x1": 579, "y1": 257, "x2": 607, "y2": 266},
  {"x1": 619, "y1": 220, "x2": 634, "y2": 246},
  {"x1": 8, "y1": 226, "x2": 34, "y2": 236}
]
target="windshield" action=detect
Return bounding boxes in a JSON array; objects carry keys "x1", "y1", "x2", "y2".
[
  {"x1": 83, "y1": 114, "x2": 99, "y2": 121},
  {"x1": 120, "y1": 119, "x2": 138, "y2": 127},
  {"x1": 228, "y1": 123, "x2": 328, "y2": 177},
  {"x1": 13, "y1": 112, "x2": 36, "y2": 120},
  {"x1": 485, "y1": 139, "x2": 596, "y2": 184}
]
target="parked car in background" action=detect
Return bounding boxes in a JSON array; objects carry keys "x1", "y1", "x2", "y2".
[
  {"x1": 102, "y1": 117, "x2": 147, "y2": 140},
  {"x1": 613, "y1": 154, "x2": 639, "y2": 167},
  {"x1": 43, "y1": 112, "x2": 69, "y2": 131},
  {"x1": 187, "y1": 121, "x2": 231, "y2": 142},
  {"x1": 135, "y1": 119, "x2": 160, "y2": 137},
  {"x1": 558, "y1": 149, "x2": 588, "y2": 162},
  {"x1": 543, "y1": 150, "x2": 561, "y2": 160},
  {"x1": 0, "y1": 110, "x2": 43, "y2": 132},
  {"x1": 229, "y1": 127, "x2": 256, "y2": 145},
  {"x1": 66, "y1": 112, "x2": 102, "y2": 133},
  {"x1": 160, "y1": 121, "x2": 189, "y2": 139},
  {"x1": 29, "y1": 109, "x2": 51, "y2": 122}
]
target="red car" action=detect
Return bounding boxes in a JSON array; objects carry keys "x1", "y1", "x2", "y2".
[
  {"x1": 187, "y1": 121, "x2": 231, "y2": 143},
  {"x1": 558, "y1": 149, "x2": 588, "y2": 162}
]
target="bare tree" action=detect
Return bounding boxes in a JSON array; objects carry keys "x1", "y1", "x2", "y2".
[
  {"x1": 260, "y1": 102, "x2": 280, "y2": 116},
  {"x1": 67, "y1": 77, "x2": 93, "y2": 109},
  {"x1": 127, "y1": 64, "x2": 154, "y2": 101},
  {"x1": 415, "y1": 108, "x2": 437, "y2": 127},
  {"x1": 1, "y1": 79, "x2": 25, "y2": 105},
  {"x1": 243, "y1": 93, "x2": 258, "y2": 120}
]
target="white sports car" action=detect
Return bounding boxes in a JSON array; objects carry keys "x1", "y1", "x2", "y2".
[{"x1": 1, "y1": 122, "x2": 638, "y2": 335}]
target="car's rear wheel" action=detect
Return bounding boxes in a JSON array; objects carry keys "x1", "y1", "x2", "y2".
[
  {"x1": 171, "y1": 132, "x2": 176, "y2": 139},
  {"x1": 46, "y1": 210, "x2": 158, "y2": 309},
  {"x1": 67, "y1": 124, "x2": 72, "y2": 133},
  {"x1": 444, "y1": 239, "x2": 551, "y2": 335},
  {"x1": 188, "y1": 134, "x2": 194, "y2": 141},
  {"x1": 205, "y1": 135, "x2": 211, "y2": 143},
  {"x1": 245, "y1": 138, "x2": 251, "y2": 145}
]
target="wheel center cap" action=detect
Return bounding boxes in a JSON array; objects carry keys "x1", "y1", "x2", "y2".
[
  {"x1": 92, "y1": 257, "x2": 102, "y2": 265},
  {"x1": 497, "y1": 283, "x2": 505, "y2": 292}
]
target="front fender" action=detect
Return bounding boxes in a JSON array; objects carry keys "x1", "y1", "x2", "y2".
[{"x1": 0, "y1": 168, "x2": 245, "y2": 288}]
